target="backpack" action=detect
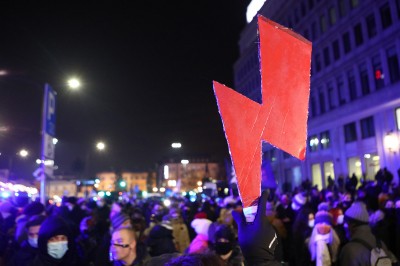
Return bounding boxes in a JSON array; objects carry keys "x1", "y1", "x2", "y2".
[{"x1": 351, "y1": 237, "x2": 392, "y2": 266}]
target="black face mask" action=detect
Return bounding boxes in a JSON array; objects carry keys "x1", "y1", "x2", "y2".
[{"x1": 215, "y1": 242, "x2": 233, "y2": 255}]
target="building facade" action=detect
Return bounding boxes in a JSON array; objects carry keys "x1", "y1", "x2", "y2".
[{"x1": 235, "y1": 0, "x2": 400, "y2": 190}]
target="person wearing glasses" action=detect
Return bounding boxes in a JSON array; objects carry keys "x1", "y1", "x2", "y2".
[{"x1": 110, "y1": 226, "x2": 141, "y2": 266}]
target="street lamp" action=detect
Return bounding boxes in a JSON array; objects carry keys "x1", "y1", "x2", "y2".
[
  {"x1": 96, "y1": 142, "x2": 106, "y2": 151},
  {"x1": 19, "y1": 149, "x2": 29, "y2": 158},
  {"x1": 67, "y1": 78, "x2": 81, "y2": 90},
  {"x1": 171, "y1": 142, "x2": 182, "y2": 148}
]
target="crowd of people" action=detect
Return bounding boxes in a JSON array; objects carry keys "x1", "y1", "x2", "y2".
[{"x1": 0, "y1": 169, "x2": 399, "y2": 266}]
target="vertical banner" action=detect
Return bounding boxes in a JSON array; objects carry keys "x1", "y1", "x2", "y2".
[{"x1": 40, "y1": 84, "x2": 56, "y2": 204}]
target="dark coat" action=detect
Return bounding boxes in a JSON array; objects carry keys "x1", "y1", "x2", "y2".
[{"x1": 146, "y1": 225, "x2": 177, "y2": 257}]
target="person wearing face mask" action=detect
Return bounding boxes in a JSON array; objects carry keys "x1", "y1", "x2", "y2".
[
  {"x1": 8, "y1": 215, "x2": 46, "y2": 266},
  {"x1": 212, "y1": 224, "x2": 244, "y2": 266},
  {"x1": 307, "y1": 211, "x2": 340, "y2": 266},
  {"x1": 31, "y1": 215, "x2": 79, "y2": 266}
]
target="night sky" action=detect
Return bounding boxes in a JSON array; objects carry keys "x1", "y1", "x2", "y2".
[{"x1": 0, "y1": 1, "x2": 251, "y2": 178}]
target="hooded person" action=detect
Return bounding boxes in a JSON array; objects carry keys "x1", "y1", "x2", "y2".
[
  {"x1": 8, "y1": 214, "x2": 46, "y2": 266},
  {"x1": 31, "y1": 215, "x2": 79, "y2": 266},
  {"x1": 308, "y1": 211, "x2": 340, "y2": 266},
  {"x1": 146, "y1": 215, "x2": 178, "y2": 257},
  {"x1": 212, "y1": 224, "x2": 244, "y2": 265}
]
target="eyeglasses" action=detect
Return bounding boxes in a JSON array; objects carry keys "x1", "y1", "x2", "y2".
[{"x1": 110, "y1": 242, "x2": 130, "y2": 248}]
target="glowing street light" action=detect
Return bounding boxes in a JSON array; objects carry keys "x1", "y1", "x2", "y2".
[
  {"x1": 181, "y1": 159, "x2": 189, "y2": 165},
  {"x1": 171, "y1": 142, "x2": 182, "y2": 148},
  {"x1": 67, "y1": 78, "x2": 81, "y2": 90},
  {"x1": 19, "y1": 149, "x2": 29, "y2": 158},
  {"x1": 96, "y1": 142, "x2": 106, "y2": 151}
]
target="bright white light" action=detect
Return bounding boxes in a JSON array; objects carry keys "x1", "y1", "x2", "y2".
[
  {"x1": 160, "y1": 187, "x2": 166, "y2": 192},
  {"x1": 171, "y1": 142, "x2": 182, "y2": 148},
  {"x1": 384, "y1": 133, "x2": 399, "y2": 152},
  {"x1": 96, "y1": 142, "x2": 106, "y2": 151},
  {"x1": 106, "y1": 191, "x2": 111, "y2": 196},
  {"x1": 372, "y1": 156, "x2": 380, "y2": 161},
  {"x1": 1, "y1": 191, "x2": 10, "y2": 198},
  {"x1": 142, "y1": 191, "x2": 148, "y2": 198},
  {"x1": 67, "y1": 78, "x2": 81, "y2": 89},
  {"x1": 164, "y1": 199, "x2": 171, "y2": 207},
  {"x1": 98, "y1": 191, "x2": 105, "y2": 197},
  {"x1": 52, "y1": 138, "x2": 58, "y2": 145},
  {"x1": 36, "y1": 159, "x2": 42, "y2": 164},
  {"x1": 120, "y1": 181, "x2": 126, "y2": 187},
  {"x1": 182, "y1": 192, "x2": 187, "y2": 196},
  {"x1": 197, "y1": 187, "x2": 203, "y2": 193},
  {"x1": 246, "y1": 0, "x2": 266, "y2": 23},
  {"x1": 94, "y1": 184, "x2": 99, "y2": 188},
  {"x1": 168, "y1": 180, "x2": 177, "y2": 187},
  {"x1": 0, "y1": 70, "x2": 8, "y2": 76},
  {"x1": 164, "y1": 165, "x2": 169, "y2": 179},
  {"x1": 181, "y1": 159, "x2": 189, "y2": 165},
  {"x1": 152, "y1": 187, "x2": 158, "y2": 192},
  {"x1": 364, "y1": 154, "x2": 371, "y2": 159},
  {"x1": 95, "y1": 179, "x2": 100, "y2": 184},
  {"x1": 44, "y1": 160, "x2": 54, "y2": 166},
  {"x1": 197, "y1": 181, "x2": 202, "y2": 186},
  {"x1": 224, "y1": 188, "x2": 229, "y2": 194},
  {"x1": 19, "y1": 149, "x2": 28, "y2": 157},
  {"x1": 355, "y1": 161, "x2": 362, "y2": 167}
]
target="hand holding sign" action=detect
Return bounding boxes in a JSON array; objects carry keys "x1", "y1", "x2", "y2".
[{"x1": 213, "y1": 16, "x2": 312, "y2": 222}]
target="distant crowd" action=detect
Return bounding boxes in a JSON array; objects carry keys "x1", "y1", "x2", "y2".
[{"x1": 0, "y1": 167, "x2": 399, "y2": 266}]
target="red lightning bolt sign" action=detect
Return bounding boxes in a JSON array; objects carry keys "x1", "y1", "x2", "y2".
[{"x1": 213, "y1": 16, "x2": 312, "y2": 218}]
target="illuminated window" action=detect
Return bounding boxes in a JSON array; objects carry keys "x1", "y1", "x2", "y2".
[
  {"x1": 342, "y1": 32, "x2": 351, "y2": 54},
  {"x1": 380, "y1": 3, "x2": 392, "y2": 29},
  {"x1": 329, "y1": 6, "x2": 336, "y2": 25},
  {"x1": 396, "y1": 108, "x2": 400, "y2": 131},
  {"x1": 320, "y1": 131, "x2": 331, "y2": 149},
  {"x1": 344, "y1": 122, "x2": 357, "y2": 143},
  {"x1": 359, "y1": 63, "x2": 370, "y2": 95},
  {"x1": 354, "y1": 23, "x2": 363, "y2": 46},
  {"x1": 366, "y1": 14, "x2": 377, "y2": 38},
  {"x1": 309, "y1": 135, "x2": 319, "y2": 152},
  {"x1": 372, "y1": 55, "x2": 384, "y2": 90},
  {"x1": 360, "y1": 116, "x2": 375, "y2": 139},
  {"x1": 332, "y1": 39, "x2": 340, "y2": 60},
  {"x1": 387, "y1": 46, "x2": 400, "y2": 83}
]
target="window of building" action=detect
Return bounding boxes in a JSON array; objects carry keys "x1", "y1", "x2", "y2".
[
  {"x1": 396, "y1": 107, "x2": 400, "y2": 130},
  {"x1": 332, "y1": 39, "x2": 340, "y2": 60},
  {"x1": 309, "y1": 0, "x2": 314, "y2": 10},
  {"x1": 320, "y1": 130, "x2": 331, "y2": 149},
  {"x1": 319, "y1": 88, "x2": 326, "y2": 114},
  {"x1": 311, "y1": 21, "x2": 318, "y2": 40},
  {"x1": 344, "y1": 122, "x2": 357, "y2": 142},
  {"x1": 347, "y1": 70, "x2": 357, "y2": 100},
  {"x1": 310, "y1": 94, "x2": 317, "y2": 117},
  {"x1": 304, "y1": 29, "x2": 309, "y2": 40},
  {"x1": 329, "y1": 6, "x2": 337, "y2": 25},
  {"x1": 315, "y1": 53, "x2": 322, "y2": 72},
  {"x1": 294, "y1": 8, "x2": 300, "y2": 23},
  {"x1": 301, "y1": 2, "x2": 306, "y2": 16},
  {"x1": 337, "y1": 76, "x2": 346, "y2": 105},
  {"x1": 327, "y1": 82, "x2": 336, "y2": 109},
  {"x1": 380, "y1": 2, "x2": 393, "y2": 29},
  {"x1": 396, "y1": 0, "x2": 400, "y2": 18},
  {"x1": 359, "y1": 63, "x2": 370, "y2": 95},
  {"x1": 343, "y1": 32, "x2": 351, "y2": 54},
  {"x1": 387, "y1": 46, "x2": 400, "y2": 83},
  {"x1": 350, "y1": 0, "x2": 359, "y2": 9},
  {"x1": 338, "y1": 0, "x2": 347, "y2": 17},
  {"x1": 323, "y1": 47, "x2": 330, "y2": 66},
  {"x1": 312, "y1": 163, "x2": 323, "y2": 189},
  {"x1": 354, "y1": 23, "x2": 363, "y2": 46},
  {"x1": 348, "y1": 157, "x2": 362, "y2": 177},
  {"x1": 309, "y1": 135, "x2": 319, "y2": 152},
  {"x1": 360, "y1": 116, "x2": 375, "y2": 139},
  {"x1": 320, "y1": 15, "x2": 327, "y2": 33},
  {"x1": 366, "y1": 14, "x2": 377, "y2": 38},
  {"x1": 372, "y1": 55, "x2": 385, "y2": 90}
]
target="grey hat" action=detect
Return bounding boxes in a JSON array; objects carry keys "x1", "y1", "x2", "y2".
[{"x1": 344, "y1": 201, "x2": 369, "y2": 223}]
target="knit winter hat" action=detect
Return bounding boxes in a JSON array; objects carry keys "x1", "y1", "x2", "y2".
[
  {"x1": 318, "y1": 202, "x2": 330, "y2": 212},
  {"x1": 191, "y1": 218, "x2": 212, "y2": 236},
  {"x1": 111, "y1": 212, "x2": 130, "y2": 229},
  {"x1": 344, "y1": 201, "x2": 369, "y2": 223},
  {"x1": 291, "y1": 193, "x2": 306, "y2": 210},
  {"x1": 314, "y1": 211, "x2": 333, "y2": 226},
  {"x1": 23, "y1": 201, "x2": 45, "y2": 216}
]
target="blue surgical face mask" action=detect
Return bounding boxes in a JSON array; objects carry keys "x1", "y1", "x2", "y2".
[
  {"x1": 308, "y1": 219, "x2": 315, "y2": 228},
  {"x1": 337, "y1": 214, "x2": 344, "y2": 225},
  {"x1": 28, "y1": 237, "x2": 38, "y2": 248},
  {"x1": 47, "y1": 241, "x2": 68, "y2": 259}
]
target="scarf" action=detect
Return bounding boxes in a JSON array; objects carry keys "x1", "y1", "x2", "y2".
[{"x1": 308, "y1": 227, "x2": 340, "y2": 266}]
